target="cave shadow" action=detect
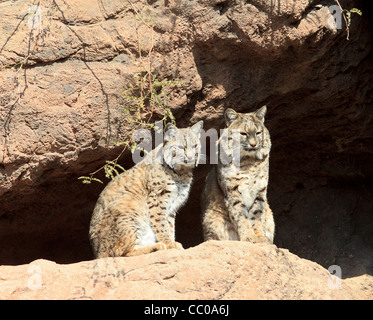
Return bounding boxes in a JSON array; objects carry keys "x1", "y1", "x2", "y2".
[
  {"x1": 0, "y1": 177, "x2": 98, "y2": 265},
  {"x1": 269, "y1": 175, "x2": 373, "y2": 279},
  {"x1": 0, "y1": 145, "x2": 132, "y2": 265}
]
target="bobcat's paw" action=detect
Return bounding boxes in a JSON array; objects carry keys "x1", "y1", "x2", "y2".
[
  {"x1": 153, "y1": 242, "x2": 168, "y2": 251},
  {"x1": 166, "y1": 241, "x2": 184, "y2": 250}
]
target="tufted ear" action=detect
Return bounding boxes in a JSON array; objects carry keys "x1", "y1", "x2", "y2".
[
  {"x1": 164, "y1": 123, "x2": 179, "y2": 141},
  {"x1": 255, "y1": 105, "x2": 267, "y2": 121},
  {"x1": 191, "y1": 120, "x2": 204, "y2": 136},
  {"x1": 224, "y1": 108, "x2": 239, "y2": 126}
]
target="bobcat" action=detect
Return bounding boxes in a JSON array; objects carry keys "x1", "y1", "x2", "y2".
[
  {"x1": 201, "y1": 106, "x2": 274, "y2": 243},
  {"x1": 89, "y1": 121, "x2": 204, "y2": 258}
]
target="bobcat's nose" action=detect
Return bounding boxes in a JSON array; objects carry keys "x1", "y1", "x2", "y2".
[{"x1": 249, "y1": 141, "x2": 257, "y2": 147}]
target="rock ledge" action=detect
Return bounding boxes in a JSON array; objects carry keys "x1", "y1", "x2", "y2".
[{"x1": 0, "y1": 241, "x2": 371, "y2": 300}]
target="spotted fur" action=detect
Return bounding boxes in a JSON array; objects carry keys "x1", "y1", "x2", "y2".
[
  {"x1": 90, "y1": 121, "x2": 203, "y2": 258},
  {"x1": 201, "y1": 106, "x2": 274, "y2": 243}
]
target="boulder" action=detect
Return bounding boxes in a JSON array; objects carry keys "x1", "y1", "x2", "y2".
[{"x1": 1, "y1": 241, "x2": 371, "y2": 300}]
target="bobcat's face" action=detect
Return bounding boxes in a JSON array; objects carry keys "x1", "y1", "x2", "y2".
[
  {"x1": 224, "y1": 106, "x2": 271, "y2": 160},
  {"x1": 237, "y1": 117, "x2": 265, "y2": 153},
  {"x1": 163, "y1": 121, "x2": 204, "y2": 170}
]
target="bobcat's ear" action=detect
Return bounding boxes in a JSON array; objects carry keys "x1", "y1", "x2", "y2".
[
  {"x1": 255, "y1": 105, "x2": 267, "y2": 121},
  {"x1": 225, "y1": 108, "x2": 239, "y2": 126},
  {"x1": 164, "y1": 123, "x2": 178, "y2": 141},
  {"x1": 191, "y1": 120, "x2": 204, "y2": 136}
]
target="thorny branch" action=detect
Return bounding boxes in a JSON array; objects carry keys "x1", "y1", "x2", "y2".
[{"x1": 79, "y1": 0, "x2": 179, "y2": 184}]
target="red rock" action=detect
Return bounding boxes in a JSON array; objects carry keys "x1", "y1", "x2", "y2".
[
  {"x1": 0, "y1": 241, "x2": 371, "y2": 300},
  {"x1": 0, "y1": 0, "x2": 372, "y2": 284}
]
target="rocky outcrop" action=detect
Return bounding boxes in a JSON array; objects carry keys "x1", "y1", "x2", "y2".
[
  {"x1": 0, "y1": 0, "x2": 372, "y2": 283},
  {"x1": 1, "y1": 241, "x2": 372, "y2": 300}
]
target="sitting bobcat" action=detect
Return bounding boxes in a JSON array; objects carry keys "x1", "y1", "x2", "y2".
[
  {"x1": 90, "y1": 121, "x2": 204, "y2": 258},
  {"x1": 201, "y1": 106, "x2": 274, "y2": 243}
]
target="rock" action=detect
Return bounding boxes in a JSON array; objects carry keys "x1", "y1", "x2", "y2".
[
  {"x1": 0, "y1": 0, "x2": 372, "y2": 283},
  {"x1": 0, "y1": 241, "x2": 371, "y2": 300}
]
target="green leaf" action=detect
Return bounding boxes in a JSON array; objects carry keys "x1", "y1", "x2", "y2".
[
  {"x1": 350, "y1": 8, "x2": 362, "y2": 16},
  {"x1": 106, "y1": 161, "x2": 126, "y2": 173},
  {"x1": 78, "y1": 176, "x2": 103, "y2": 184},
  {"x1": 90, "y1": 177, "x2": 104, "y2": 184},
  {"x1": 113, "y1": 141, "x2": 128, "y2": 147},
  {"x1": 111, "y1": 166, "x2": 120, "y2": 178},
  {"x1": 130, "y1": 142, "x2": 137, "y2": 153},
  {"x1": 163, "y1": 108, "x2": 175, "y2": 123},
  {"x1": 78, "y1": 176, "x2": 91, "y2": 182},
  {"x1": 152, "y1": 91, "x2": 163, "y2": 107}
]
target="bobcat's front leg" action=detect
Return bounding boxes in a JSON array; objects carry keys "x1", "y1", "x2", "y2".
[
  {"x1": 229, "y1": 185, "x2": 268, "y2": 243},
  {"x1": 148, "y1": 198, "x2": 183, "y2": 250},
  {"x1": 244, "y1": 196, "x2": 270, "y2": 243},
  {"x1": 237, "y1": 185, "x2": 256, "y2": 211},
  {"x1": 166, "y1": 212, "x2": 183, "y2": 250},
  {"x1": 225, "y1": 198, "x2": 256, "y2": 242}
]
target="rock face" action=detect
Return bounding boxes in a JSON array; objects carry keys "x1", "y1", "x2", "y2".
[
  {"x1": 1, "y1": 241, "x2": 372, "y2": 300},
  {"x1": 0, "y1": 0, "x2": 372, "y2": 286}
]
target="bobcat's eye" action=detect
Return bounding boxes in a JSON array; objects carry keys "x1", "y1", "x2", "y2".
[
  {"x1": 256, "y1": 131, "x2": 262, "y2": 135},
  {"x1": 240, "y1": 132, "x2": 248, "y2": 136}
]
